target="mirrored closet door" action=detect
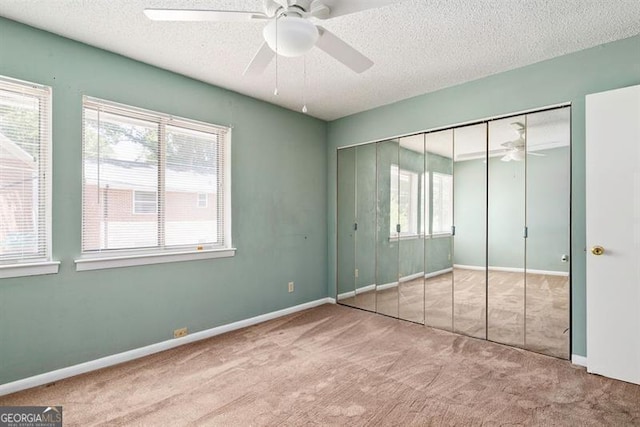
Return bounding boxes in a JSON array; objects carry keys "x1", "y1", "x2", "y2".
[
  {"x1": 376, "y1": 139, "x2": 400, "y2": 318},
  {"x1": 425, "y1": 130, "x2": 454, "y2": 331},
  {"x1": 452, "y1": 123, "x2": 488, "y2": 339},
  {"x1": 524, "y1": 108, "x2": 570, "y2": 358},
  {"x1": 336, "y1": 105, "x2": 571, "y2": 359}
]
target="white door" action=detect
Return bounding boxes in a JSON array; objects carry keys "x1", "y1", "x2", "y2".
[{"x1": 586, "y1": 84, "x2": 640, "y2": 385}]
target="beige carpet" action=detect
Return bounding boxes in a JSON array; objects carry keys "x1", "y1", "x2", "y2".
[
  {"x1": 1, "y1": 304, "x2": 637, "y2": 426},
  {"x1": 341, "y1": 268, "x2": 569, "y2": 359}
]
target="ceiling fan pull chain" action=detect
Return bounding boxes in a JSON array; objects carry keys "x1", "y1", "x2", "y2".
[
  {"x1": 274, "y1": 16, "x2": 279, "y2": 96},
  {"x1": 302, "y1": 55, "x2": 308, "y2": 113}
]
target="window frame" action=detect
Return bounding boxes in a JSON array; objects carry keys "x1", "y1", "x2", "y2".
[
  {"x1": 0, "y1": 75, "x2": 59, "y2": 279},
  {"x1": 75, "y1": 96, "x2": 234, "y2": 271}
]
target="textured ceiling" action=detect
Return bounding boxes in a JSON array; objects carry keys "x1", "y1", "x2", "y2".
[{"x1": 0, "y1": 0, "x2": 639, "y2": 121}]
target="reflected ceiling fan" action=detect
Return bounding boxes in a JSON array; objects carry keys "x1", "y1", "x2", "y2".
[
  {"x1": 144, "y1": 0, "x2": 400, "y2": 75},
  {"x1": 500, "y1": 122, "x2": 545, "y2": 162}
]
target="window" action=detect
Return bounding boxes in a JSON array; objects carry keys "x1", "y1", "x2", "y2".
[
  {"x1": 197, "y1": 193, "x2": 208, "y2": 208},
  {"x1": 390, "y1": 164, "x2": 419, "y2": 237},
  {"x1": 432, "y1": 172, "x2": 453, "y2": 234},
  {"x1": 421, "y1": 172, "x2": 429, "y2": 235},
  {"x1": 80, "y1": 97, "x2": 232, "y2": 266},
  {"x1": 133, "y1": 191, "x2": 157, "y2": 214},
  {"x1": 0, "y1": 76, "x2": 57, "y2": 276}
]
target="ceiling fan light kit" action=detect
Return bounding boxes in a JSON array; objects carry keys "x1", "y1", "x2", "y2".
[{"x1": 263, "y1": 16, "x2": 319, "y2": 57}]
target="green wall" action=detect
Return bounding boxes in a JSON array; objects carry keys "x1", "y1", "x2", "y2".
[
  {"x1": 328, "y1": 34, "x2": 640, "y2": 357},
  {"x1": 454, "y1": 147, "x2": 570, "y2": 272},
  {"x1": 0, "y1": 17, "x2": 327, "y2": 385}
]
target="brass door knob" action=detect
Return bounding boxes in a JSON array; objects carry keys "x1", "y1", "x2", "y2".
[{"x1": 591, "y1": 246, "x2": 605, "y2": 256}]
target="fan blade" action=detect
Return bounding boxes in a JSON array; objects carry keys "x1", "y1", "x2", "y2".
[
  {"x1": 315, "y1": 26, "x2": 373, "y2": 73},
  {"x1": 500, "y1": 154, "x2": 512, "y2": 162},
  {"x1": 528, "y1": 152, "x2": 546, "y2": 157},
  {"x1": 311, "y1": 0, "x2": 401, "y2": 19},
  {"x1": 243, "y1": 42, "x2": 275, "y2": 76},
  {"x1": 144, "y1": 9, "x2": 267, "y2": 22}
]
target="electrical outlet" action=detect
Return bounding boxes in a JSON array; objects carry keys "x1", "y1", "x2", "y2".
[
  {"x1": 288, "y1": 281, "x2": 294, "y2": 293},
  {"x1": 173, "y1": 327, "x2": 188, "y2": 338},
  {"x1": 355, "y1": 268, "x2": 359, "y2": 278}
]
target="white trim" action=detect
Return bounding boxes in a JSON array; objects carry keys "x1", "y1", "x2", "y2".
[
  {"x1": 425, "y1": 267, "x2": 453, "y2": 279},
  {"x1": 453, "y1": 264, "x2": 569, "y2": 277},
  {"x1": 0, "y1": 261, "x2": 60, "y2": 279},
  {"x1": 337, "y1": 268, "x2": 453, "y2": 300},
  {"x1": 337, "y1": 284, "x2": 376, "y2": 300},
  {"x1": 572, "y1": 354, "x2": 587, "y2": 367},
  {"x1": 339, "y1": 269, "x2": 456, "y2": 299},
  {"x1": 224, "y1": 130, "x2": 232, "y2": 248},
  {"x1": 377, "y1": 271, "x2": 425, "y2": 291},
  {"x1": 75, "y1": 248, "x2": 236, "y2": 271},
  {"x1": 44, "y1": 84, "x2": 53, "y2": 267},
  {"x1": 0, "y1": 297, "x2": 333, "y2": 397},
  {"x1": 375, "y1": 282, "x2": 397, "y2": 291}
]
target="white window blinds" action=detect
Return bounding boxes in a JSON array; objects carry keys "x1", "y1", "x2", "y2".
[
  {"x1": 81, "y1": 97, "x2": 230, "y2": 254},
  {"x1": 0, "y1": 76, "x2": 51, "y2": 265}
]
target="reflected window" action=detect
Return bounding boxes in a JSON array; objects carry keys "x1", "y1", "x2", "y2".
[
  {"x1": 421, "y1": 173, "x2": 430, "y2": 235},
  {"x1": 432, "y1": 172, "x2": 453, "y2": 234},
  {"x1": 390, "y1": 164, "x2": 419, "y2": 237}
]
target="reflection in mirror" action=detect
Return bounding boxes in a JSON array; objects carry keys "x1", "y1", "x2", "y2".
[
  {"x1": 487, "y1": 115, "x2": 526, "y2": 348},
  {"x1": 424, "y1": 130, "x2": 454, "y2": 330},
  {"x1": 452, "y1": 123, "x2": 487, "y2": 339},
  {"x1": 398, "y1": 135, "x2": 425, "y2": 323},
  {"x1": 353, "y1": 144, "x2": 377, "y2": 312},
  {"x1": 376, "y1": 139, "x2": 399, "y2": 318},
  {"x1": 525, "y1": 107, "x2": 570, "y2": 359},
  {"x1": 336, "y1": 147, "x2": 357, "y2": 308}
]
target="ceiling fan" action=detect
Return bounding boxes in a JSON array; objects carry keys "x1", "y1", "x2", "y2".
[
  {"x1": 144, "y1": 0, "x2": 399, "y2": 76},
  {"x1": 500, "y1": 122, "x2": 544, "y2": 162}
]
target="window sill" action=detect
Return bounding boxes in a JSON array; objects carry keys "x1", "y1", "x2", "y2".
[
  {"x1": 388, "y1": 233, "x2": 453, "y2": 242},
  {"x1": 75, "y1": 248, "x2": 236, "y2": 272},
  {"x1": 389, "y1": 234, "x2": 422, "y2": 242},
  {"x1": 0, "y1": 261, "x2": 60, "y2": 279},
  {"x1": 430, "y1": 232, "x2": 453, "y2": 239}
]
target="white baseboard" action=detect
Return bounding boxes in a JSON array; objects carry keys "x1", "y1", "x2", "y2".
[
  {"x1": 571, "y1": 354, "x2": 587, "y2": 367},
  {"x1": 454, "y1": 264, "x2": 569, "y2": 277},
  {"x1": 378, "y1": 271, "x2": 425, "y2": 290},
  {"x1": 337, "y1": 284, "x2": 376, "y2": 301},
  {"x1": 425, "y1": 268, "x2": 453, "y2": 279},
  {"x1": 0, "y1": 297, "x2": 334, "y2": 397},
  {"x1": 338, "y1": 269, "x2": 454, "y2": 298}
]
